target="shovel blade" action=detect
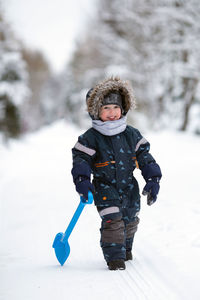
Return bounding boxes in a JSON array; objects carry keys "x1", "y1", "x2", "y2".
[{"x1": 52, "y1": 232, "x2": 70, "y2": 266}]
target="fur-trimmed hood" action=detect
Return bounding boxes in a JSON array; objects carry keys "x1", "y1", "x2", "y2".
[{"x1": 86, "y1": 77, "x2": 136, "y2": 120}]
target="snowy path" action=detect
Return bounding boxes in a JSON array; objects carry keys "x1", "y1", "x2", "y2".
[{"x1": 0, "y1": 121, "x2": 200, "y2": 300}]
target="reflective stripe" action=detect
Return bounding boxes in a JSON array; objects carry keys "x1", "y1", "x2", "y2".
[
  {"x1": 135, "y1": 137, "x2": 148, "y2": 152},
  {"x1": 99, "y1": 206, "x2": 120, "y2": 217},
  {"x1": 74, "y1": 142, "x2": 96, "y2": 156}
]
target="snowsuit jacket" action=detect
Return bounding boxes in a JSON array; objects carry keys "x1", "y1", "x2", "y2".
[{"x1": 72, "y1": 125, "x2": 157, "y2": 215}]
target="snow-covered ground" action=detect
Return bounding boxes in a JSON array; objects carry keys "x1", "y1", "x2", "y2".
[{"x1": 0, "y1": 121, "x2": 200, "y2": 300}]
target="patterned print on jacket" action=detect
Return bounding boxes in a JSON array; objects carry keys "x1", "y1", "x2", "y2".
[{"x1": 72, "y1": 125, "x2": 155, "y2": 215}]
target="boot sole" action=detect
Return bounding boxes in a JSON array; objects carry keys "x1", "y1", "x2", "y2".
[{"x1": 109, "y1": 267, "x2": 126, "y2": 270}]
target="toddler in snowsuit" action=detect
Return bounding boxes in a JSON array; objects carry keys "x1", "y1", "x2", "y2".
[{"x1": 71, "y1": 77, "x2": 162, "y2": 270}]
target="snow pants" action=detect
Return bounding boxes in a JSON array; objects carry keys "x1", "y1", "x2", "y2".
[{"x1": 97, "y1": 206, "x2": 140, "y2": 262}]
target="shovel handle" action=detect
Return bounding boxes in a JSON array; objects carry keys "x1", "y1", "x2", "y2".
[{"x1": 63, "y1": 191, "x2": 93, "y2": 243}]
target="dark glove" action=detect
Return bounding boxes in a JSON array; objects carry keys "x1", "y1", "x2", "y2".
[
  {"x1": 142, "y1": 177, "x2": 160, "y2": 206},
  {"x1": 75, "y1": 176, "x2": 94, "y2": 200}
]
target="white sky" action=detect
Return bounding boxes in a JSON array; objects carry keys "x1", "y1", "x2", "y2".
[{"x1": 1, "y1": 0, "x2": 96, "y2": 72}]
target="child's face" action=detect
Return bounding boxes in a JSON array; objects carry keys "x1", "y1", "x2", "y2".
[{"x1": 99, "y1": 104, "x2": 121, "y2": 122}]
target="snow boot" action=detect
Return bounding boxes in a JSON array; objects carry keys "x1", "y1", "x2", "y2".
[
  {"x1": 107, "y1": 260, "x2": 126, "y2": 270},
  {"x1": 125, "y1": 251, "x2": 133, "y2": 261}
]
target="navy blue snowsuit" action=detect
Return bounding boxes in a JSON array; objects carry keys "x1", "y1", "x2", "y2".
[{"x1": 71, "y1": 125, "x2": 159, "y2": 262}]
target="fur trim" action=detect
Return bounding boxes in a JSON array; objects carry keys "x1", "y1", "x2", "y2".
[{"x1": 86, "y1": 77, "x2": 136, "y2": 119}]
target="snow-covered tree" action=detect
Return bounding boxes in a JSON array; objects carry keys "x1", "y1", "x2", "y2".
[
  {"x1": 145, "y1": 0, "x2": 200, "y2": 132},
  {"x1": 0, "y1": 12, "x2": 29, "y2": 139},
  {"x1": 21, "y1": 48, "x2": 51, "y2": 131},
  {"x1": 63, "y1": 0, "x2": 200, "y2": 133},
  {"x1": 55, "y1": 67, "x2": 91, "y2": 127}
]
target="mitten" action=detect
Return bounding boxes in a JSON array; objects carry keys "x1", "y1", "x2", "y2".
[
  {"x1": 72, "y1": 162, "x2": 94, "y2": 199},
  {"x1": 75, "y1": 176, "x2": 94, "y2": 200},
  {"x1": 142, "y1": 177, "x2": 160, "y2": 206}
]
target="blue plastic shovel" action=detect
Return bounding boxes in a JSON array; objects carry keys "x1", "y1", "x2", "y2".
[{"x1": 52, "y1": 191, "x2": 93, "y2": 266}]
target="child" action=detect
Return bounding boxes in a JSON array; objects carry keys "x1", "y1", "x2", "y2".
[{"x1": 71, "y1": 77, "x2": 162, "y2": 271}]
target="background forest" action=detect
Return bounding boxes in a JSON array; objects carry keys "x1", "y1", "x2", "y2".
[{"x1": 1, "y1": 0, "x2": 200, "y2": 141}]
